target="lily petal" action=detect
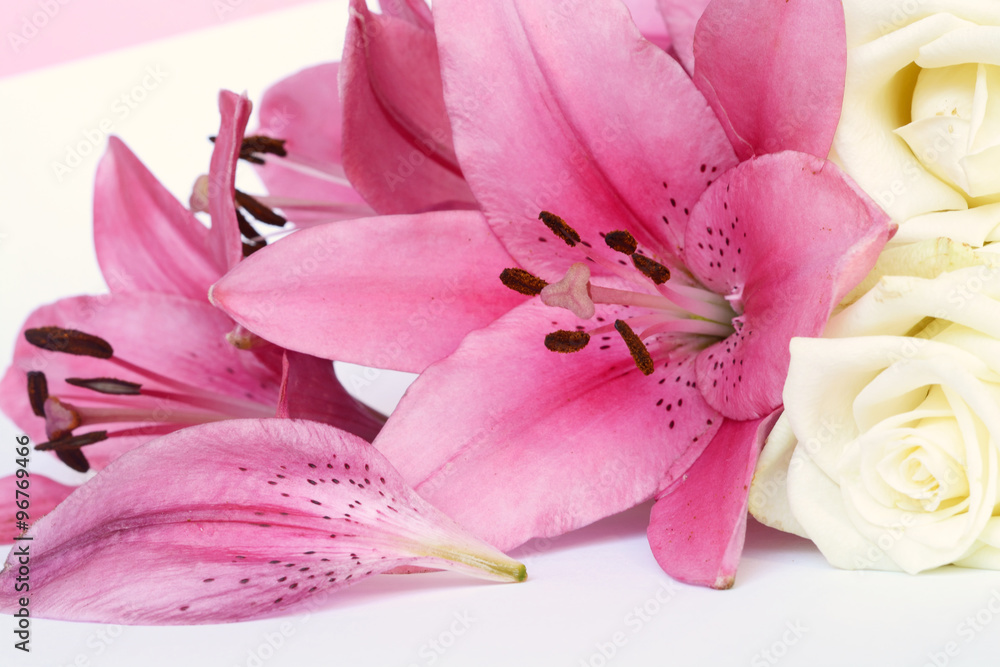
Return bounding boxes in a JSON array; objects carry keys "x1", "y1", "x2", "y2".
[
  {"x1": 380, "y1": 0, "x2": 434, "y2": 30},
  {"x1": 657, "y1": 0, "x2": 712, "y2": 72},
  {"x1": 207, "y1": 90, "x2": 251, "y2": 272},
  {"x1": 0, "y1": 473, "x2": 75, "y2": 543},
  {"x1": 374, "y1": 299, "x2": 721, "y2": 550},
  {"x1": 0, "y1": 419, "x2": 525, "y2": 624},
  {"x1": 692, "y1": 0, "x2": 847, "y2": 160},
  {"x1": 341, "y1": 0, "x2": 476, "y2": 214},
  {"x1": 647, "y1": 410, "x2": 780, "y2": 589},
  {"x1": 210, "y1": 210, "x2": 523, "y2": 373},
  {"x1": 254, "y1": 63, "x2": 373, "y2": 219},
  {"x1": 623, "y1": 0, "x2": 672, "y2": 52},
  {"x1": 277, "y1": 350, "x2": 384, "y2": 443},
  {"x1": 686, "y1": 152, "x2": 893, "y2": 420},
  {"x1": 433, "y1": 0, "x2": 736, "y2": 275},
  {"x1": 94, "y1": 137, "x2": 223, "y2": 300}
]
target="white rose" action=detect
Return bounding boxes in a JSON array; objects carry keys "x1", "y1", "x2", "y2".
[
  {"x1": 750, "y1": 265, "x2": 1000, "y2": 572},
  {"x1": 835, "y1": 0, "x2": 1000, "y2": 247}
]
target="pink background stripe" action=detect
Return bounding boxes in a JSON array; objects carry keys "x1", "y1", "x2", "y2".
[{"x1": 2, "y1": 0, "x2": 323, "y2": 78}]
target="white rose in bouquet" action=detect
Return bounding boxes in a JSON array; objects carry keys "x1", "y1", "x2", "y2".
[
  {"x1": 835, "y1": 0, "x2": 1000, "y2": 246},
  {"x1": 751, "y1": 265, "x2": 1000, "y2": 572}
]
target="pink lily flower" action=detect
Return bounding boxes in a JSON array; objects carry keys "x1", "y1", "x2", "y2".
[
  {"x1": 213, "y1": 0, "x2": 891, "y2": 588},
  {"x1": 0, "y1": 419, "x2": 525, "y2": 624},
  {"x1": 0, "y1": 90, "x2": 380, "y2": 480}
]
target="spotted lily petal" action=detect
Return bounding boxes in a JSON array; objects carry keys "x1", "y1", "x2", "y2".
[
  {"x1": 374, "y1": 299, "x2": 721, "y2": 550},
  {"x1": 433, "y1": 0, "x2": 737, "y2": 275},
  {"x1": 0, "y1": 419, "x2": 525, "y2": 624},
  {"x1": 686, "y1": 153, "x2": 893, "y2": 420}
]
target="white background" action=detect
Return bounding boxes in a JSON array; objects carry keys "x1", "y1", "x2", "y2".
[{"x1": 2, "y1": 2, "x2": 1000, "y2": 666}]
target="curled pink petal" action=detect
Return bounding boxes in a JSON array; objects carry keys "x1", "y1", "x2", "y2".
[
  {"x1": 207, "y1": 90, "x2": 251, "y2": 272},
  {"x1": 341, "y1": 0, "x2": 476, "y2": 214}
]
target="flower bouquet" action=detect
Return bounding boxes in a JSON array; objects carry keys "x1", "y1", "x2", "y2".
[{"x1": 4, "y1": 0, "x2": 1000, "y2": 665}]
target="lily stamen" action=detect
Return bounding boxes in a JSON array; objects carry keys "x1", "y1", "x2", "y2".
[{"x1": 23, "y1": 328, "x2": 278, "y2": 470}]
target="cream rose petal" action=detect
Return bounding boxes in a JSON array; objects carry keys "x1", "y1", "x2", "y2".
[
  {"x1": 842, "y1": 0, "x2": 1000, "y2": 49},
  {"x1": 748, "y1": 413, "x2": 807, "y2": 537},
  {"x1": 835, "y1": 14, "x2": 975, "y2": 222},
  {"x1": 827, "y1": 265, "x2": 1000, "y2": 339},
  {"x1": 775, "y1": 332, "x2": 1000, "y2": 573}
]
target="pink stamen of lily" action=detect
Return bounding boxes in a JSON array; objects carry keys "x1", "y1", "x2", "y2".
[{"x1": 0, "y1": 419, "x2": 525, "y2": 624}]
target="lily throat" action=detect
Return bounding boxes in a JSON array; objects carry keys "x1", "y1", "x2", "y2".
[{"x1": 501, "y1": 212, "x2": 739, "y2": 375}]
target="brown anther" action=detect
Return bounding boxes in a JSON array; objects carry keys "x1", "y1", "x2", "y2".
[
  {"x1": 241, "y1": 135, "x2": 288, "y2": 160},
  {"x1": 65, "y1": 377, "x2": 142, "y2": 396},
  {"x1": 235, "y1": 190, "x2": 287, "y2": 227},
  {"x1": 500, "y1": 268, "x2": 549, "y2": 296},
  {"x1": 210, "y1": 135, "x2": 287, "y2": 164},
  {"x1": 243, "y1": 242, "x2": 265, "y2": 257},
  {"x1": 27, "y1": 371, "x2": 48, "y2": 417},
  {"x1": 631, "y1": 254, "x2": 671, "y2": 285},
  {"x1": 237, "y1": 210, "x2": 267, "y2": 257},
  {"x1": 25, "y1": 327, "x2": 114, "y2": 359},
  {"x1": 539, "y1": 211, "x2": 581, "y2": 247},
  {"x1": 604, "y1": 230, "x2": 638, "y2": 255},
  {"x1": 36, "y1": 430, "x2": 109, "y2": 452},
  {"x1": 614, "y1": 319, "x2": 654, "y2": 375},
  {"x1": 57, "y1": 449, "x2": 90, "y2": 473},
  {"x1": 544, "y1": 330, "x2": 591, "y2": 353}
]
